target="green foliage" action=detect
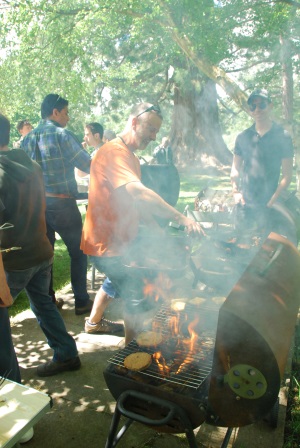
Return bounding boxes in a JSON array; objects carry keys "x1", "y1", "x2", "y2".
[
  {"x1": 0, "y1": 0, "x2": 299, "y2": 140},
  {"x1": 284, "y1": 323, "x2": 300, "y2": 448}
]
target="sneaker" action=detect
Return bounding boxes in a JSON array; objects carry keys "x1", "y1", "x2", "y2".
[
  {"x1": 75, "y1": 299, "x2": 93, "y2": 315},
  {"x1": 19, "y1": 427, "x2": 34, "y2": 443},
  {"x1": 37, "y1": 356, "x2": 81, "y2": 377},
  {"x1": 85, "y1": 318, "x2": 124, "y2": 334}
]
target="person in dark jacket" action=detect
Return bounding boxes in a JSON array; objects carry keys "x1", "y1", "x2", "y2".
[
  {"x1": 0, "y1": 232, "x2": 21, "y2": 383},
  {"x1": 0, "y1": 113, "x2": 80, "y2": 377}
]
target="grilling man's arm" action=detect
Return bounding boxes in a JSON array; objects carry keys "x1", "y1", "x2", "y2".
[{"x1": 124, "y1": 181, "x2": 203, "y2": 236}]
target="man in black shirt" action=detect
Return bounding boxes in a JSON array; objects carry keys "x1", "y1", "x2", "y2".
[
  {"x1": 153, "y1": 137, "x2": 173, "y2": 164},
  {"x1": 230, "y1": 89, "x2": 295, "y2": 242}
]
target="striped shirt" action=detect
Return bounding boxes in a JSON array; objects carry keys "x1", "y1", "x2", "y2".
[{"x1": 21, "y1": 119, "x2": 91, "y2": 196}]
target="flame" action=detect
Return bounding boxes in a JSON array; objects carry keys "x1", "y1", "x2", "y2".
[
  {"x1": 176, "y1": 317, "x2": 199, "y2": 374},
  {"x1": 153, "y1": 351, "x2": 170, "y2": 376},
  {"x1": 143, "y1": 272, "x2": 173, "y2": 302},
  {"x1": 169, "y1": 314, "x2": 180, "y2": 336},
  {"x1": 187, "y1": 318, "x2": 199, "y2": 351},
  {"x1": 143, "y1": 282, "x2": 160, "y2": 302}
]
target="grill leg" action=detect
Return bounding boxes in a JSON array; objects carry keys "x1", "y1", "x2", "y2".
[
  {"x1": 220, "y1": 428, "x2": 233, "y2": 448},
  {"x1": 104, "y1": 406, "x2": 134, "y2": 448},
  {"x1": 185, "y1": 427, "x2": 199, "y2": 448},
  {"x1": 106, "y1": 390, "x2": 201, "y2": 448}
]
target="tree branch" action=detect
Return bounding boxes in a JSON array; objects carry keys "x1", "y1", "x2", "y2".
[
  {"x1": 157, "y1": 0, "x2": 249, "y2": 112},
  {"x1": 275, "y1": 0, "x2": 300, "y2": 8}
]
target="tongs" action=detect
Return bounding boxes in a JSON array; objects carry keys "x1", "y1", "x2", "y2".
[
  {"x1": 0, "y1": 223, "x2": 14, "y2": 231},
  {"x1": 0, "y1": 223, "x2": 21, "y2": 252},
  {"x1": 169, "y1": 222, "x2": 186, "y2": 232},
  {"x1": 0, "y1": 247, "x2": 22, "y2": 253}
]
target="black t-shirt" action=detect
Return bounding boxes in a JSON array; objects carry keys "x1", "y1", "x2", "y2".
[{"x1": 234, "y1": 122, "x2": 294, "y2": 206}]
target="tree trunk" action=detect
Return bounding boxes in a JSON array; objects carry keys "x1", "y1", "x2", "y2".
[
  {"x1": 280, "y1": 35, "x2": 294, "y2": 123},
  {"x1": 159, "y1": 0, "x2": 249, "y2": 112},
  {"x1": 170, "y1": 79, "x2": 232, "y2": 167},
  {"x1": 280, "y1": 34, "x2": 299, "y2": 191}
]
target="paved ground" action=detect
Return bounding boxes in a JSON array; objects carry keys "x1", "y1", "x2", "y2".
[{"x1": 10, "y1": 269, "x2": 291, "y2": 448}]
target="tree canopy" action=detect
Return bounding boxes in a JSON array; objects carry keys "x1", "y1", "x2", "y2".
[{"x1": 0, "y1": 0, "x2": 299, "y2": 162}]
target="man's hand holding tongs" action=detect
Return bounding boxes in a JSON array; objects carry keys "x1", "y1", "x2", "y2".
[{"x1": 169, "y1": 220, "x2": 206, "y2": 237}]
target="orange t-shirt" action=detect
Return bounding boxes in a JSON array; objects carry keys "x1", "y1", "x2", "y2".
[{"x1": 81, "y1": 139, "x2": 141, "y2": 257}]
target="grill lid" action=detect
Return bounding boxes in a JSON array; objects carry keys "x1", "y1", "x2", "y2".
[{"x1": 209, "y1": 232, "x2": 300, "y2": 427}]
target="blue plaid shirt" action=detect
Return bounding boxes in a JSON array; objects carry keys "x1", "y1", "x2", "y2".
[{"x1": 21, "y1": 119, "x2": 91, "y2": 196}]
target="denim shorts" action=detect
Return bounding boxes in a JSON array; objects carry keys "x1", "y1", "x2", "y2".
[
  {"x1": 90, "y1": 256, "x2": 125, "y2": 301},
  {"x1": 90, "y1": 255, "x2": 159, "y2": 313},
  {"x1": 102, "y1": 277, "x2": 117, "y2": 298}
]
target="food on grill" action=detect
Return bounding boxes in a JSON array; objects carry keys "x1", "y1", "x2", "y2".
[
  {"x1": 124, "y1": 352, "x2": 152, "y2": 371},
  {"x1": 136, "y1": 331, "x2": 163, "y2": 348},
  {"x1": 237, "y1": 243, "x2": 251, "y2": 250},
  {"x1": 189, "y1": 297, "x2": 206, "y2": 306},
  {"x1": 212, "y1": 296, "x2": 226, "y2": 305},
  {"x1": 171, "y1": 299, "x2": 186, "y2": 311}
]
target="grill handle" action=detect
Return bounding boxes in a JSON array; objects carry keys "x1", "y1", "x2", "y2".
[{"x1": 117, "y1": 390, "x2": 182, "y2": 426}]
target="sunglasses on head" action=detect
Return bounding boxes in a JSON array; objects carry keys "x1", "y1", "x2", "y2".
[
  {"x1": 249, "y1": 101, "x2": 268, "y2": 112},
  {"x1": 52, "y1": 95, "x2": 61, "y2": 110},
  {"x1": 135, "y1": 104, "x2": 161, "y2": 118}
]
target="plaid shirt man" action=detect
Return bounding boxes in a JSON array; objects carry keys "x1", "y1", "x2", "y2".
[{"x1": 22, "y1": 119, "x2": 91, "y2": 196}]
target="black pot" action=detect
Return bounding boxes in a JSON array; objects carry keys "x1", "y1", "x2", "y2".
[{"x1": 141, "y1": 164, "x2": 180, "y2": 206}]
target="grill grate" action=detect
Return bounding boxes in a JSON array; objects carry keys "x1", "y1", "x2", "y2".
[{"x1": 107, "y1": 305, "x2": 216, "y2": 390}]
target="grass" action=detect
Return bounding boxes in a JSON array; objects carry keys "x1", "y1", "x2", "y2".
[
  {"x1": 284, "y1": 323, "x2": 300, "y2": 447},
  {"x1": 7, "y1": 168, "x2": 300, "y2": 445}
]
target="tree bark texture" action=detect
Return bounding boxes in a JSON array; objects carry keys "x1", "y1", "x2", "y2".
[
  {"x1": 170, "y1": 79, "x2": 232, "y2": 167},
  {"x1": 279, "y1": 34, "x2": 299, "y2": 191}
]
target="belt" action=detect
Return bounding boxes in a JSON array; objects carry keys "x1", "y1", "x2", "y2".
[{"x1": 45, "y1": 192, "x2": 74, "y2": 199}]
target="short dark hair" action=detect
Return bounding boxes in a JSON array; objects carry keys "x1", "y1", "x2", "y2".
[
  {"x1": 0, "y1": 114, "x2": 10, "y2": 146},
  {"x1": 41, "y1": 94, "x2": 68, "y2": 119},
  {"x1": 85, "y1": 122, "x2": 104, "y2": 139},
  {"x1": 16, "y1": 119, "x2": 32, "y2": 132}
]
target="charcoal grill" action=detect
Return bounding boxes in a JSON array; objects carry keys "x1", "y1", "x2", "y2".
[
  {"x1": 104, "y1": 232, "x2": 300, "y2": 447},
  {"x1": 104, "y1": 304, "x2": 217, "y2": 448},
  {"x1": 120, "y1": 229, "x2": 191, "y2": 313}
]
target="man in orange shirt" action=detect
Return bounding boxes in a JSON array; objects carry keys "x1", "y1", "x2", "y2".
[{"x1": 81, "y1": 103, "x2": 202, "y2": 344}]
